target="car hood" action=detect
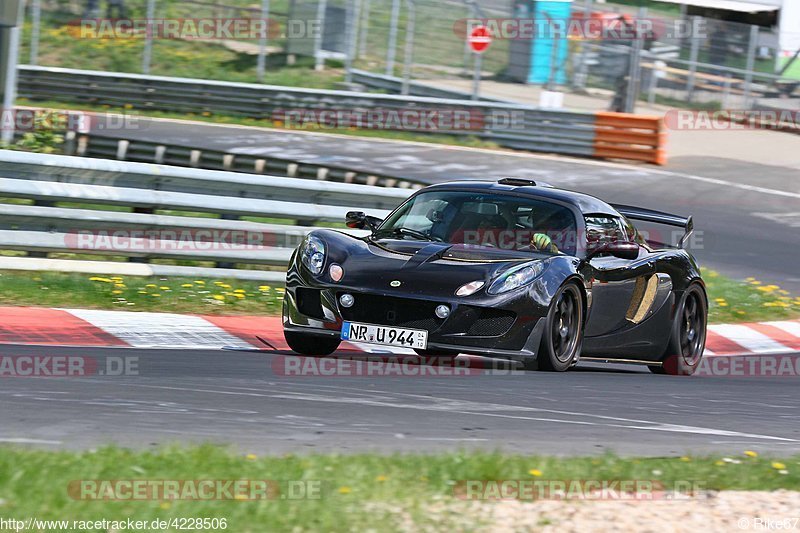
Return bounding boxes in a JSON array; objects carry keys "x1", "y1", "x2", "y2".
[{"x1": 321, "y1": 231, "x2": 552, "y2": 298}]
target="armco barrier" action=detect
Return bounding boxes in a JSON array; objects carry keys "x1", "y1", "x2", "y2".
[
  {"x1": 17, "y1": 65, "x2": 667, "y2": 165},
  {"x1": 0, "y1": 150, "x2": 403, "y2": 280},
  {"x1": 593, "y1": 112, "x2": 667, "y2": 166}
]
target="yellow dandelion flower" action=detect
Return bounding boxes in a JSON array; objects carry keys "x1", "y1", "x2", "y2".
[
  {"x1": 181, "y1": 284, "x2": 193, "y2": 288},
  {"x1": 194, "y1": 280, "x2": 205, "y2": 285},
  {"x1": 159, "y1": 502, "x2": 171, "y2": 510},
  {"x1": 159, "y1": 286, "x2": 170, "y2": 291},
  {"x1": 714, "y1": 460, "x2": 725, "y2": 466},
  {"x1": 375, "y1": 475, "x2": 388, "y2": 482},
  {"x1": 338, "y1": 486, "x2": 352, "y2": 494},
  {"x1": 146, "y1": 284, "x2": 157, "y2": 288},
  {"x1": 771, "y1": 462, "x2": 787, "y2": 470},
  {"x1": 212, "y1": 295, "x2": 225, "y2": 301},
  {"x1": 744, "y1": 450, "x2": 758, "y2": 457},
  {"x1": 680, "y1": 456, "x2": 690, "y2": 462},
  {"x1": 258, "y1": 285, "x2": 271, "y2": 291},
  {"x1": 528, "y1": 469, "x2": 542, "y2": 477},
  {"x1": 234, "y1": 289, "x2": 246, "y2": 294},
  {"x1": 112, "y1": 290, "x2": 122, "y2": 295},
  {"x1": 233, "y1": 293, "x2": 245, "y2": 299},
  {"x1": 151, "y1": 294, "x2": 161, "y2": 297},
  {"x1": 245, "y1": 453, "x2": 257, "y2": 460}
]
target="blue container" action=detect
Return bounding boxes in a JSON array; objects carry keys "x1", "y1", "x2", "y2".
[{"x1": 528, "y1": 0, "x2": 572, "y2": 85}]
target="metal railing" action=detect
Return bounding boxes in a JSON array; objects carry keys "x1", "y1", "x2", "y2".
[
  {"x1": 17, "y1": 65, "x2": 600, "y2": 158},
  {"x1": 0, "y1": 150, "x2": 408, "y2": 280}
]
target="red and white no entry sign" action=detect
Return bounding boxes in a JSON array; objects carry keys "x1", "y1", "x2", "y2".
[{"x1": 468, "y1": 26, "x2": 492, "y2": 54}]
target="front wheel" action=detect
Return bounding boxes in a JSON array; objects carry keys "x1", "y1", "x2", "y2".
[
  {"x1": 537, "y1": 283, "x2": 584, "y2": 372},
  {"x1": 284, "y1": 330, "x2": 340, "y2": 356},
  {"x1": 649, "y1": 283, "x2": 707, "y2": 376}
]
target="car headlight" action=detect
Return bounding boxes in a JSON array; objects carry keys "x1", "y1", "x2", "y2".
[
  {"x1": 300, "y1": 234, "x2": 326, "y2": 275},
  {"x1": 487, "y1": 261, "x2": 545, "y2": 295}
]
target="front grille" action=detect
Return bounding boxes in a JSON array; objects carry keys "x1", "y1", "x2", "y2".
[
  {"x1": 339, "y1": 293, "x2": 445, "y2": 333},
  {"x1": 466, "y1": 308, "x2": 516, "y2": 336}
]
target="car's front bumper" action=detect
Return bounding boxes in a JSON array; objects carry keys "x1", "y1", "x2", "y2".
[{"x1": 283, "y1": 278, "x2": 549, "y2": 360}]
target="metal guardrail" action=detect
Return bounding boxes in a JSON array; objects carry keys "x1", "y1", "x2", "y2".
[
  {"x1": 69, "y1": 132, "x2": 422, "y2": 189},
  {"x1": 0, "y1": 150, "x2": 402, "y2": 280},
  {"x1": 17, "y1": 65, "x2": 600, "y2": 159},
  {"x1": 350, "y1": 69, "x2": 507, "y2": 102}
]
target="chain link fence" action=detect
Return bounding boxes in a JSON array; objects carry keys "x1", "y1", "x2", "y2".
[{"x1": 17, "y1": 0, "x2": 800, "y2": 112}]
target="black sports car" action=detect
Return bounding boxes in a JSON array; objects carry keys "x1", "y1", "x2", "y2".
[{"x1": 282, "y1": 178, "x2": 708, "y2": 375}]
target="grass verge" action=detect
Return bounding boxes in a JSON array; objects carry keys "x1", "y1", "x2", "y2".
[
  {"x1": 0, "y1": 446, "x2": 797, "y2": 532},
  {"x1": 0, "y1": 269, "x2": 797, "y2": 323},
  {"x1": 0, "y1": 271, "x2": 283, "y2": 315}
]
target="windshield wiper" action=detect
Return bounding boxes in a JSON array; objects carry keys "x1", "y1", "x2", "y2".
[{"x1": 373, "y1": 227, "x2": 435, "y2": 241}]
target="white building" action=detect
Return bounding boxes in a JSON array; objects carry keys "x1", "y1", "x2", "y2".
[{"x1": 655, "y1": 0, "x2": 800, "y2": 77}]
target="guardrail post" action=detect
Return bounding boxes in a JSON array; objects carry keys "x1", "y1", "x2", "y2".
[{"x1": 401, "y1": 0, "x2": 415, "y2": 96}]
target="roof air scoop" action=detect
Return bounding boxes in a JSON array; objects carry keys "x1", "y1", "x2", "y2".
[{"x1": 498, "y1": 178, "x2": 537, "y2": 187}]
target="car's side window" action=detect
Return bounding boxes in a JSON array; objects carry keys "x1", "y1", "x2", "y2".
[{"x1": 585, "y1": 215, "x2": 628, "y2": 254}]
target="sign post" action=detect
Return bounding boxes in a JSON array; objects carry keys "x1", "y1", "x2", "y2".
[
  {"x1": 1, "y1": 0, "x2": 25, "y2": 144},
  {"x1": 468, "y1": 25, "x2": 492, "y2": 101}
]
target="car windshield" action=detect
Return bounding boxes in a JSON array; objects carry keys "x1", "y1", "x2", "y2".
[{"x1": 375, "y1": 191, "x2": 578, "y2": 256}]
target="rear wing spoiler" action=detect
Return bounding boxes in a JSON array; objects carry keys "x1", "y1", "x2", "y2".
[{"x1": 612, "y1": 204, "x2": 694, "y2": 249}]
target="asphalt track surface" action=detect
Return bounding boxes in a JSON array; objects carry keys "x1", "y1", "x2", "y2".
[
  {"x1": 7, "y1": 118, "x2": 793, "y2": 456},
  {"x1": 2, "y1": 344, "x2": 799, "y2": 456},
  {"x1": 93, "y1": 117, "x2": 800, "y2": 292}
]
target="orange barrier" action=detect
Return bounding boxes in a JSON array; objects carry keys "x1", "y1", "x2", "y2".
[{"x1": 593, "y1": 112, "x2": 667, "y2": 165}]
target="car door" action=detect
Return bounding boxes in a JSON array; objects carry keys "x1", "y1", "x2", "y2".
[{"x1": 582, "y1": 215, "x2": 656, "y2": 338}]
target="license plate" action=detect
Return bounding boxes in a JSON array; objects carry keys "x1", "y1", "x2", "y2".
[{"x1": 341, "y1": 321, "x2": 428, "y2": 349}]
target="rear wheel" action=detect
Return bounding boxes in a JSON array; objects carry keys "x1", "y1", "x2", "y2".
[
  {"x1": 284, "y1": 330, "x2": 340, "y2": 356},
  {"x1": 537, "y1": 283, "x2": 584, "y2": 372},
  {"x1": 649, "y1": 283, "x2": 707, "y2": 376}
]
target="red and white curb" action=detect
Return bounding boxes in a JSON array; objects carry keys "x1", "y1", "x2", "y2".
[{"x1": 0, "y1": 307, "x2": 799, "y2": 357}]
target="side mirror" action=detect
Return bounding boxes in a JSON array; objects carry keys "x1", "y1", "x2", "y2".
[
  {"x1": 346, "y1": 211, "x2": 381, "y2": 231},
  {"x1": 346, "y1": 211, "x2": 368, "y2": 229},
  {"x1": 588, "y1": 241, "x2": 640, "y2": 260}
]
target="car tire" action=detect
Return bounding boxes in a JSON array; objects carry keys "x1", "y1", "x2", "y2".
[
  {"x1": 284, "y1": 330, "x2": 340, "y2": 356},
  {"x1": 537, "y1": 282, "x2": 584, "y2": 372},
  {"x1": 649, "y1": 283, "x2": 707, "y2": 376}
]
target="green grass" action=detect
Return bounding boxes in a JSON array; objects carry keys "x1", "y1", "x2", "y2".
[
  {"x1": 0, "y1": 446, "x2": 797, "y2": 532},
  {"x1": 703, "y1": 269, "x2": 800, "y2": 323},
  {"x1": 0, "y1": 271, "x2": 284, "y2": 315},
  {"x1": 0, "y1": 268, "x2": 796, "y2": 323}
]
